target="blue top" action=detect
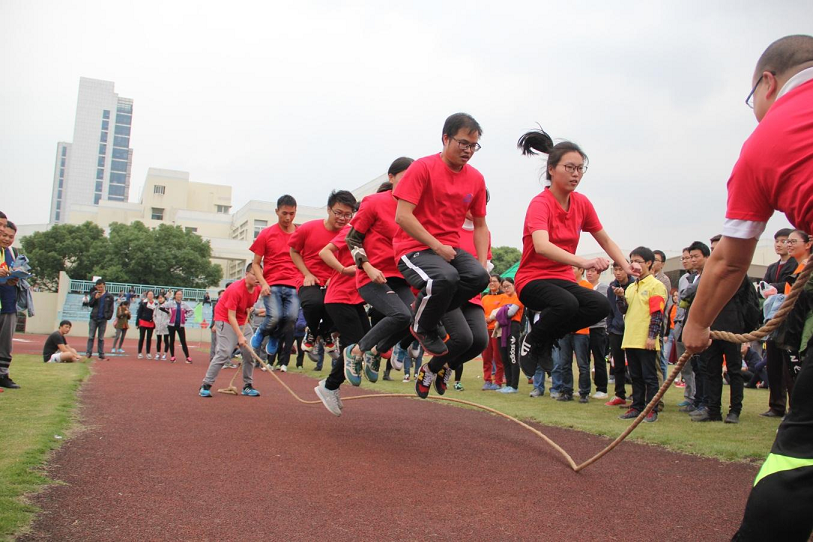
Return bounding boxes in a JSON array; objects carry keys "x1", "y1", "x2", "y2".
[
  {"x1": 174, "y1": 302, "x2": 182, "y2": 325},
  {"x1": 96, "y1": 294, "x2": 106, "y2": 319},
  {"x1": 0, "y1": 248, "x2": 16, "y2": 314}
]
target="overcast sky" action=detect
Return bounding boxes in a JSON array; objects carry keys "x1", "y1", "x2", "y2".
[{"x1": 2, "y1": 1, "x2": 810, "y2": 254}]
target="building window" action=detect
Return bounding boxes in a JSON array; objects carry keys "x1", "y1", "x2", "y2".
[
  {"x1": 56, "y1": 200, "x2": 61, "y2": 210},
  {"x1": 57, "y1": 189, "x2": 62, "y2": 199},
  {"x1": 97, "y1": 156, "x2": 105, "y2": 168},
  {"x1": 185, "y1": 227, "x2": 198, "y2": 233},
  {"x1": 95, "y1": 181, "x2": 103, "y2": 192},
  {"x1": 96, "y1": 168, "x2": 104, "y2": 180},
  {"x1": 58, "y1": 179, "x2": 63, "y2": 188},
  {"x1": 109, "y1": 184, "x2": 126, "y2": 198},
  {"x1": 61, "y1": 146, "x2": 67, "y2": 157},
  {"x1": 114, "y1": 124, "x2": 131, "y2": 137},
  {"x1": 60, "y1": 157, "x2": 66, "y2": 167},
  {"x1": 112, "y1": 148, "x2": 129, "y2": 160},
  {"x1": 111, "y1": 160, "x2": 128, "y2": 172},
  {"x1": 55, "y1": 210, "x2": 60, "y2": 221},
  {"x1": 98, "y1": 144, "x2": 107, "y2": 155},
  {"x1": 113, "y1": 135, "x2": 129, "y2": 148},
  {"x1": 100, "y1": 132, "x2": 108, "y2": 143},
  {"x1": 253, "y1": 220, "x2": 267, "y2": 239},
  {"x1": 116, "y1": 113, "x2": 132, "y2": 126},
  {"x1": 110, "y1": 172, "x2": 127, "y2": 184},
  {"x1": 94, "y1": 193, "x2": 102, "y2": 205},
  {"x1": 59, "y1": 167, "x2": 64, "y2": 177},
  {"x1": 102, "y1": 120, "x2": 109, "y2": 130},
  {"x1": 153, "y1": 185, "x2": 165, "y2": 195},
  {"x1": 215, "y1": 205, "x2": 231, "y2": 214},
  {"x1": 151, "y1": 207, "x2": 164, "y2": 220},
  {"x1": 117, "y1": 102, "x2": 132, "y2": 114},
  {"x1": 103, "y1": 110, "x2": 110, "y2": 120}
]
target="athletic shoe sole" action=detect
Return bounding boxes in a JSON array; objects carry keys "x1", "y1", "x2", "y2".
[
  {"x1": 409, "y1": 328, "x2": 448, "y2": 357},
  {"x1": 314, "y1": 384, "x2": 342, "y2": 416}
]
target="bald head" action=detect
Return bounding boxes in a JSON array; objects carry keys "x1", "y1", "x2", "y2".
[{"x1": 755, "y1": 35, "x2": 813, "y2": 79}]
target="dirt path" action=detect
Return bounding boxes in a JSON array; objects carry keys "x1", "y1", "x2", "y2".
[{"x1": 19, "y1": 339, "x2": 757, "y2": 541}]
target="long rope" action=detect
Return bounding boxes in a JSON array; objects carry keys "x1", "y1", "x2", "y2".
[{"x1": 249, "y1": 257, "x2": 813, "y2": 472}]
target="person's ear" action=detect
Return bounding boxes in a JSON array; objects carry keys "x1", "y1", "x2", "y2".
[{"x1": 763, "y1": 71, "x2": 780, "y2": 101}]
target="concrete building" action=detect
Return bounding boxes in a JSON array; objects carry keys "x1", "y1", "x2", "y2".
[{"x1": 51, "y1": 77, "x2": 134, "y2": 223}]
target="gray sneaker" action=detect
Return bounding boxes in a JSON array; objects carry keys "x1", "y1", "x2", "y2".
[
  {"x1": 549, "y1": 390, "x2": 561, "y2": 399},
  {"x1": 314, "y1": 379, "x2": 342, "y2": 416},
  {"x1": 529, "y1": 388, "x2": 543, "y2": 398}
]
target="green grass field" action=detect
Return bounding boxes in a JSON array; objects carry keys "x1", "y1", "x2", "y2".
[
  {"x1": 0, "y1": 354, "x2": 90, "y2": 541},
  {"x1": 296, "y1": 358, "x2": 778, "y2": 463}
]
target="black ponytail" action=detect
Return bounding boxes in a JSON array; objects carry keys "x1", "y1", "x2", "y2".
[{"x1": 518, "y1": 126, "x2": 588, "y2": 182}]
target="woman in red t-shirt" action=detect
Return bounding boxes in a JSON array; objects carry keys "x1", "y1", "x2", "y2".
[{"x1": 513, "y1": 128, "x2": 636, "y2": 374}]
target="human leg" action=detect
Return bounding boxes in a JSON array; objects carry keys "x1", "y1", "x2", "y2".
[
  {"x1": 202, "y1": 322, "x2": 241, "y2": 387},
  {"x1": 446, "y1": 249, "x2": 490, "y2": 310},
  {"x1": 138, "y1": 327, "x2": 146, "y2": 354},
  {"x1": 86, "y1": 319, "x2": 99, "y2": 356},
  {"x1": 676, "y1": 341, "x2": 695, "y2": 402},
  {"x1": 397, "y1": 249, "x2": 460, "y2": 334},
  {"x1": 765, "y1": 340, "x2": 788, "y2": 415},
  {"x1": 96, "y1": 320, "x2": 107, "y2": 357},
  {"x1": 626, "y1": 349, "x2": 645, "y2": 412},
  {"x1": 299, "y1": 285, "x2": 329, "y2": 342},
  {"x1": 721, "y1": 340, "x2": 744, "y2": 416},
  {"x1": 703, "y1": 343, "x2": 725, "y2": 418},
  {"x1": 177, "y1": 327, "x2": 190, "y2": 358},
  {"x1": 0, "y1": 313, "x2": 17, "y2": 382},
  {"x1": 324, "y1": 303, "x2": 370, "y2": 390},
  {"x1": 573, "y1": 333, "x2": 591, "y2": 398},
  {"x1": 556, "y1": 334, "x2": 575, "y2": 398},
  {"x1": 357, "y1": 278, "x2": 413, "y2": 353},
  {"x1": 608, "y1": 332, "x2": 627, "y2": 400},
  {"x1": 589, "y1": 327, "x2": 608, "y2": 394},
  {"x1": 167, "y1": 327, "x2": 177, "y2": 357}
]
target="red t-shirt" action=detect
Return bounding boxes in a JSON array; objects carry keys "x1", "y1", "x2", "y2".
[
  {"x1": 726, "y1": 80, "x2": 813, "y2": 233},
  {"x1": 249, "y1": 223, "x2": 302, "y2": 288},
  {"x1": 514, "y1": 189, "x2": 603, "y2": 295},
  {"x1": 392, "y1": 153, "x2": 487, "y2": 260},
  {"x1": 350, "y1": 190, "x2": 401, "y2": 289},
  {"x1": 324, "y1": 226, "x2": 363, "y2": 305},
  {"x1": 288, "y1": 219, "x2": 340, "y2": 285},
  {"x1": 458, "y1": 225, "x2": 492, "y2": 308},
  {"x1": 214, "y1": 278, "x2": 261, "y2": 326}
]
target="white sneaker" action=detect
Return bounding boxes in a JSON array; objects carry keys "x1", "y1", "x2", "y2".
[
  {"x1": 146, "y1": 354, "x2": 152, "y2": 359},
  {"x1": 314, "y1": 379, "x2": 342, "y2": 416},
  {"x1": 592, "y1": 391, "x2": 609, "y2": 399},
  {"x1": 280, "y1": 365, "x2": 288, "y2": 373},
  {"x1": 161, "y1": 354, "x2": 166, "y2": 360},
  {"x1": 137, "y1": 353, "x2": 143, "y2": 359},
  {"x1": 402, "y1": 375, "x2": 410, "y2": 382}
]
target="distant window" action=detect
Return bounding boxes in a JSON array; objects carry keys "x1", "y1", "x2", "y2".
[
  {"x1": 112, "y1": 148, "x2": 129, "y2": 160},
  {"x1": 97, "y1": 156, "x2": 105, "y2": 168},
  {"x1": 95, "y1": 181, "x2": 103, "y2": 192},
  {"x1": 103, "y1": 110, "x2": 110, "y2": 120},
  {"x1": 114, "y1": 124, "x2": 130, "y2": 137},
  {"x1": 56, "y1": 200, "x2": 61, "y2": 210},
  {"x1": 185, "y1": 227, "x2": 198, "y2": 233},
  {"x1": 94, "y1": 193, "x2": 101, "y2": 205},
  {"x1": 109, "y1": 184, "x2": 126, "y2": 198},
  {"x1": 253, "y1": 220, "x2": 268, "y2": 239},
  {"x1": 58, "y1": 189, "x2": 62, "y2": 199},
  {"x1": 58, "y1": 179, "x2": 63, "y2": 188},
  {"x1": 108, "y1": 195, "x2": 124, "y2": 202},
  {"x1": 154, "y1": 185, "x2": 165, "y2": 195},
  {"x1": 110, "y1": 172, "x2": 127, "y2": 184},
  {"x1": 116, "y1": 113, "x2": 132, "y2": 126},
  {"x1": 60, "y1": 158, "x2": 66, "y2": 167},
  {"x1": 111, "y1": 160, "x2": 128, "y2": 173},
  {"x1": 59, "y1": 167, "x2": 64, "y2": 178},
  {"x1": 102, "y1": 120, "x2": 109, "y2": 130},
  {"x1": 117, "y1": 102, "x2": 132, "y2": 114},
  {"x1": 98, "y1": 144, "x2": 106, "y2": 155},
  {"x1": 100, "y1": 132, "x2": 108, "y2": 143},
  {"x1": 61, "y1": 146, "x2": 67, "y2": 157},
  {"x1": 55, "y1": 210, "x2": 60, "y2": 221},
  {"x1": 113, "y1": 135, "x2": 129, "y2": 148},
  {"x1": 97, "y1": 168, "x2": 104, "y2": 180},
  {"x1": 151, "y1": 207, "x2": 164, "y2": 220},
  {"x1": 215, "y1": 205, "x2": 230, "y2": 214}
]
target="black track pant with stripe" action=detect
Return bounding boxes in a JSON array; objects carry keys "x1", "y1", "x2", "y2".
[{"x1": 397, "y1": 248, "x2": 489, "y2": 335}]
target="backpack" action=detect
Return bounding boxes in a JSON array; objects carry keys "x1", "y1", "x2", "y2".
[{"x1": 738, "y1": 278, "x2": 762, "y2": 333}]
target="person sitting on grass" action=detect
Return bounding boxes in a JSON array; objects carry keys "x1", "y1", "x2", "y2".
[{"x1": 43, "y1": 320, "x2": 82, "y2": 363}]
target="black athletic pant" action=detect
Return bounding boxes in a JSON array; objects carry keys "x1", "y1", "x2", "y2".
[
  {"x1": 428, "y1": 303, "x2": 488, "y2": 373},
  {"x1": 299, "y1": 285, "x2": 333, "y2": 341},
  {"x1": 519, "y1": 278, "x2": 611, "y2": 348},
  {"x1": 138, "y1": 327, "x2": 153, "y2": 354},
  {"x1": 397, "y1": 249, "x2": 489, "y2": 334},
  {"x1": 703, "y1": 339, "x2": 743, "y2": 417},
  {"x1": 588, "y1": 327, "x2": 608, "y2": 393},
  {"x1": 156, "y1": 334, "x2": 168, "y2": 353},
  {"x1": 168, "y1": 325, "x2": 190, "y2": 358},
  {"x1": 357, "y1": 277, "x2": 414, "y2": 353},
  {"x1": 499, "y1": 320, "x2": 522, "y2": 390},
  {"x1": 691, "y1": 353, "x2": 707, "y2": 409},
  {"x1": 734, "y1": 340, "x2": 813, "y2": 541},
  {"x1": 324, "y1": 303, "x2": 371, "y2": 390},
  {"x1": 626, "y1": 348, "x2": 658, "y2": 413},
  {"x1": 608, "y1": 332, "x2": 627, "y2": 400}
]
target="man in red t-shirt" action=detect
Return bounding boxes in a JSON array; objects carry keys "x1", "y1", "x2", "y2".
[
  {"x1": 393, "y1": 113, "x2": 490, "y2": 397},
  {"x1": 288, "y1": 190, "x2": 357, "y2": 366},
  {"x1": 199, "y1": 264, "x2": 261, "y2": 398},
  {"x1": 681, "y1": 35, "x2": 813, "y2": 541},
  {"x1": 249, "y1": 194, "x2": 302, "y2": 367}
]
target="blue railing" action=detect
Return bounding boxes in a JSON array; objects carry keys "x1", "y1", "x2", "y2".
[{"x1": 68, "y1": 279, "x2": 210, "y2": 302}]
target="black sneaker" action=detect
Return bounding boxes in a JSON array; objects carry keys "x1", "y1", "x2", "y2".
[
  {"x1": 0, "y1": 375, "x2": 20, "y2": 389},
  {"x1": 556, "y1": 393, "x2": 573, "y2": 402},
  {"x1": 724, "y1": 412, "x2": 740, "y2": 424},
  {"x1": 578, "y1": 395, "x2": 589, "y2": 404},
  {"x1": 415, "y1": 363, "x2": 437, "y2": 399},
  {"x1": 410, "y1": 327, "x2": 448, "y2": 357},
  {"x1": 433, "y1": 364, "x2": 452, "y2": 395}
]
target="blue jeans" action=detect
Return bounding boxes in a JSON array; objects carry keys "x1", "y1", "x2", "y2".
[
  {"x1": 550, "y1": 342, "x2": 563, "y2": 393},
  {"x1": 557, "y1": 333, "x2": 591, "y2": 397},
  {"x1": 533, "y1": 365, "x2": 547, "y2": 393},
  {"x1": 260, "y1": 286, "x2": 299, "y2": 338}
]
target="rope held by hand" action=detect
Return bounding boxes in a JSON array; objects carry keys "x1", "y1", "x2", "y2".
[{"x1": 249, "y1": 256, "x2": 813, "y2": 473}]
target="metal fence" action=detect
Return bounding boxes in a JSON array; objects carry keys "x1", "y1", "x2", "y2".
[{"x1": 68, "y1": 279, "x2": 210, "y2": 302}]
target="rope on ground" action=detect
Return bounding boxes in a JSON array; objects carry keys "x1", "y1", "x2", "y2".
[{"x1": 249, "y1": 257, "x2": 813, "y2": 473}]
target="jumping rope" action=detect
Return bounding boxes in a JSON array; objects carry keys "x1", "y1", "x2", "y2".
[{"x1": 242, "y1": 257, "x2": 813, "y2": 473}]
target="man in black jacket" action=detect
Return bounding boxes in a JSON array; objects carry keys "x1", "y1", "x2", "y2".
[
  {"x1": 87, "y1": 279, "x2": 115, "y2": 360},
  {"x1": 604, "y1": 261, "x2": 635, "y2": 406},
  {"x1": 762, "y1": 228, "x2": 797, "y2": 417}
]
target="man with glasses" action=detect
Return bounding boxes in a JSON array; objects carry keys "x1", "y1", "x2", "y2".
[
  {"x1": 682, "y1": 35, "x2": 813, "y2": 541},
  {"x1": 672, "y1": 248, "x2": 696, "y2": 408},
  {"x1": 393, "y1": 112, "x2": 490, "y2": 398},
  {"x1": 289, "y1": 190, "x2": 357, "y2": 365}
]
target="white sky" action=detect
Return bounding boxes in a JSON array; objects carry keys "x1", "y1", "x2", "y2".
[{"x1": 2, "y1": 1, "x2": 810, "y2": 254}]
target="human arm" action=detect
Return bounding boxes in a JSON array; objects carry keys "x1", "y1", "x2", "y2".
[
  {"x1": 682, "y1": 236, "x2": 758, "y2": 352},
  {"x1": 228, "y1": 309, "x2": 247, "y2": 347},
  {"x1": 290, "y1": 247, "x2": 320, "y2": 286},
  {"x1": 592, "y1": 229, "x2": 636, "y2": 276},
  {"x1": 613, "y1": 287, "x2": 629, "y2": 314},
  {"x1": 395, "y1": 200, "x2": 455, "y2": 262},
  {"x1": 346, "y1": 227, "x2": 385, "y2": 284},
  {"x1": 531, "y1": 230, "x2": 612, "y2": 272},
  {"x1": 252, "y1": 253, "x2": 270, "y2": 296},
  {"x1": 472, "y1": 216, "x2": 489, "y2": 268},
  {"x1": 319, "y1": 243, "x2": 355, "y2": 276}
]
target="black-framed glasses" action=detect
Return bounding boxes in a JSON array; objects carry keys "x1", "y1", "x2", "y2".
[
  {"x1": 746, "y1": 71, "x2": 775, "y2": 109},
  {"x1": 330, "y1": 208, "x2": 354, "y2": 220},
  {"x1": 561, "y1": 164, "x2": 588, "y2": 174},
  {"x1": 452, "y1": 138, "x2": 481, "y2": 152}
]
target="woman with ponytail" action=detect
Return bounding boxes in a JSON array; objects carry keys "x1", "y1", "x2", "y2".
[{"x1": 514, "y1": 128, "x2": 637, "y2": 376}]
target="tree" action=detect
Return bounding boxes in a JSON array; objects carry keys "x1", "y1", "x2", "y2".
[
  {"x1": 20, "y1": 222, "x2": 108, "y2": 291},
  {"x1": 96, "y1": 222, "x2": 222, "y2": 288},
  {"x1": 491, "y1": 246, "x2": 522, "y2": 276}
]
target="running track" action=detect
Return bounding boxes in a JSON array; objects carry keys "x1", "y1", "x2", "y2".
[{"x1": 16, "y1": 336, "x2": 758, "y2": 541}]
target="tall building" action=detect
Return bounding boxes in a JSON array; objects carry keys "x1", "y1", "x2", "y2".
[{"x1": 50, "y1": 77, "x2": 134, "y2": 223}]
